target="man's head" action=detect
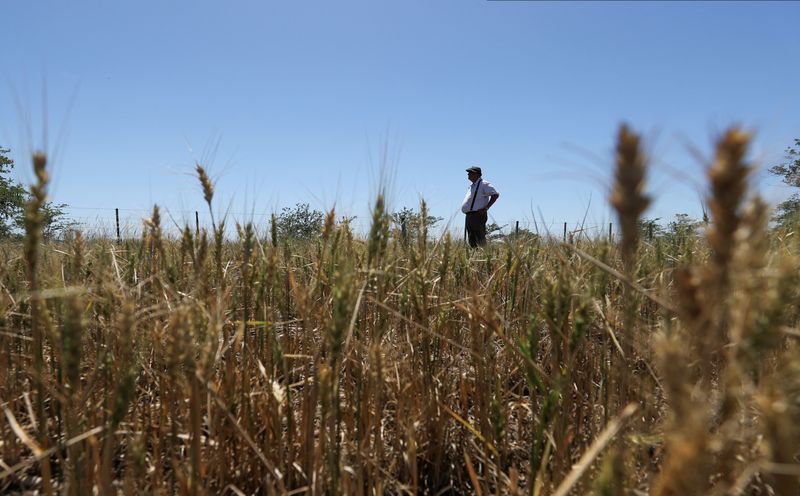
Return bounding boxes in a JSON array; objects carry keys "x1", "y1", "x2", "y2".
[{"x1": 466, "y1": 166, "x2": 482, "y2": 183}]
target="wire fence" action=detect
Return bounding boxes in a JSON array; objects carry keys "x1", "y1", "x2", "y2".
[{"x1": 60, "y1": 205, "x2": 623, "y2": 242}]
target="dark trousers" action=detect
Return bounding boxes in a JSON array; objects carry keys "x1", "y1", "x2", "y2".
[{"x1": 465, "y1": 211, "x2": 487, "y2": 248}]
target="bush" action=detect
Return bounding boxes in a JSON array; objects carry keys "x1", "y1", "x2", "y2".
[
  {"x1": 274, "y1": 202, "x2": 324, "y2": 241},
  {"x1": 0, "y1": 147, "x2": 73, "y2": 239}
]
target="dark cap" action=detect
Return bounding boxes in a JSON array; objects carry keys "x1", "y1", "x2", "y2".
[{"x1": 465, "y1": 166, "x2": 482, "y2": 175}]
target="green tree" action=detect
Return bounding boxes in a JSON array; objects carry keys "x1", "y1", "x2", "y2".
[
  {"x1": 638, "y1": 217, "x2": 665, "y2": 242},
  {"x1": 486, "y1": 222, "x2": 506, "y2": 241},
  {"x1": 0, "y1": 147, "x2": 27, "y2": 238},
  {"x1": 768, "y1": 138, "x2": 800, "y2": 230},
  {"x1": 274, "y1": 202, "x2": 324, "y2": 241},
  {"x1": 660, "y1": 213, "x2": 703, "y2": 256},
  {"x1": 0, "y1": 147, "x2": 73, "y2": 239},
  {"x1": 666, "y1": 213, "x2": 702, "y2": 239},
  {"x1": 391, "y1": 207, "x2": 443, "y2": 244}
]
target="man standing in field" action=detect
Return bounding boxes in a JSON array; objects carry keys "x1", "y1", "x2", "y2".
[{"x1": 462, "y1": 166, "x2": 499, "y2": 248}]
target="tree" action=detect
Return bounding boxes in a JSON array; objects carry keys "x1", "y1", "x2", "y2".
[
  {"x1": 274, "y1": 203, "x2": 324, "y2": 241},
  {"x1": 768, "y1": 138, "x2": 800, "y2": 230},
  {"x1": 635, "y1": 214, "x2": 700, "y2": 246},
  {"x1": 486, "y1": 222, "x2": 506, "y2": 241},
  {"x1": 391, "y1": 207, "x2": 442, "y2": 244},
  {"x1": 36, "y1": 201, "x2": 75, "y2": 239},
  {"x1": 0, "y1": 147, "x2": 73, "y2": 239},
  {"x1": 663, "y1": 213, "x2": 703, "y2": 253},
  {"x1": 0, "y1": 147, "x2": 27, "y2": 238},
  {"x1": 666, "y1": 214, "x2": 701, "y2": 238},
  {"x1": 638, "y1": 217, "x2": 665, "y2": 242}
]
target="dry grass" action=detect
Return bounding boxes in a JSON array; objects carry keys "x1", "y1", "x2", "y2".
[{"x1": 1, "y1": 127, "x2": 799, "y2": 494}]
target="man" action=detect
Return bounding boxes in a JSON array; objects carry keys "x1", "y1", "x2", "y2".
[{"x1": 461, "y1": 166, "x2": 499, "y2": 248}]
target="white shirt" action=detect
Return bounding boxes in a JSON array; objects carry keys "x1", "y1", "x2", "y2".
[{"x1": 461, "y1": 179, "x2": 499, "y2": 213}]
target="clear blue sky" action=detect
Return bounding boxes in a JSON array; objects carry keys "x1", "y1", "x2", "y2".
[{"x1": 2, "y1": 1, "x2": 799, "y2": 236}]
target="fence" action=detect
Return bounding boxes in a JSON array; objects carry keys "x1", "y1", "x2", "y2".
[{"x1": 61, "y1": 206, "x2": 627, "y2": 243}]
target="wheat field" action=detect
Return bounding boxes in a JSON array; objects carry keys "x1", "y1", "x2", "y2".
[{"x1": 1, "y1": 126, "x2": 798, "y2": 495}]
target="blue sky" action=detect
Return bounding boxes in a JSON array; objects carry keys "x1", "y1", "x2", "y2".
[{"x1": 2, "y1": 1, "x2": 799, "y2": 237}]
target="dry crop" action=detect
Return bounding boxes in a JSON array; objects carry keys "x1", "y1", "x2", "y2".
[{"x1": 1, "y1": 125, "x2": 799, "y2": 495}]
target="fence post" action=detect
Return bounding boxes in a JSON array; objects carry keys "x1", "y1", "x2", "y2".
[
  {"x1": 609, "y1": 222, "x2": 612, "y2": 242},
  {"x1": 515, "y1": 220, "x2": 519, "y2": 235},
  {"x1": 115, "y1": 208, "x2": 121, "y2": 242},
  {"x1": 563, "y1": 222, "x2": 567, "y2": 242},
  {"x1": 195, "y1": 211, "x2": 199, "y2": 237}
]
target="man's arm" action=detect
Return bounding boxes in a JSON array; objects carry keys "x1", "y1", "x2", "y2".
[{"x1": 482, "y1": 194, "x2": 499, "y2": 212}]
